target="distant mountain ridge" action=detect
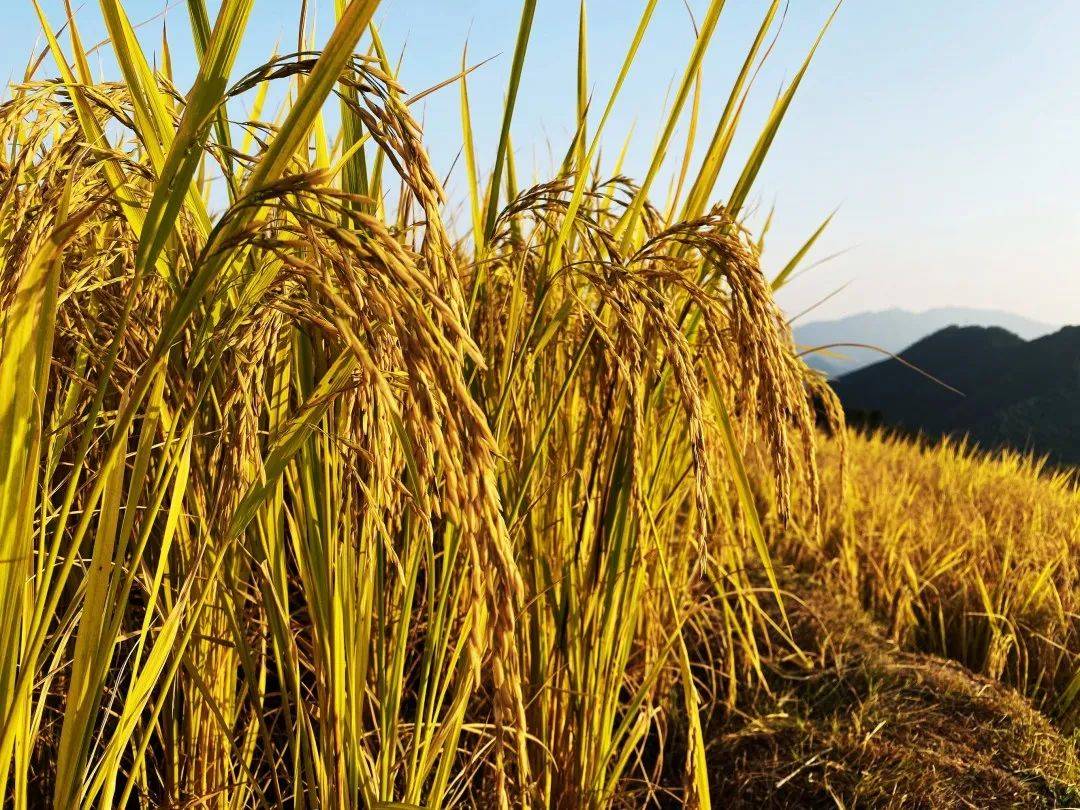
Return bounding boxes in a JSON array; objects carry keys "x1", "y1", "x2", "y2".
[
  {"x1": 832, "y1": 324, "x2": 1080, "y2": 465},
  {"x1": 795, "y1": 307, "x2": 1057, "y2": 378}
]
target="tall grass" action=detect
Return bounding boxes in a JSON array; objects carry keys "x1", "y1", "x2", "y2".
[{"x1": 0, "y1": 0, "x2": 837, "y2": 806}]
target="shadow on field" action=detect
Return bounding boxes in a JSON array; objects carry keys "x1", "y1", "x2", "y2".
[{"x1": 709, "y1": 572, "x2": 1080, "y2": 809}]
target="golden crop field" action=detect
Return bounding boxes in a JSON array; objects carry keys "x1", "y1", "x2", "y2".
[
  {"x1": 747, "y1": 431, "x2": 1080, "y2": 807},
  {"x1": 0, "y1": 1, "x2": 1075, "y2": 808},
  {"x1": 814, "y1": 433, "x2": 1080, "y2": 703}
]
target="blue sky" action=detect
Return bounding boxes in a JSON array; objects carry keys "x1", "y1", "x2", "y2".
[{"x1": 6, "y1": 1, "x2": 1079, "y2": 324}]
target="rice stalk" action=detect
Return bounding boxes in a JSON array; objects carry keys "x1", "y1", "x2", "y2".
[{"x1": 0, "y1": 1, "x2": 837, "y2": 806}]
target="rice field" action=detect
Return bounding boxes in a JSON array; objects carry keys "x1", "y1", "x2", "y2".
[
  {"x1": 797, "y1": 431, "x2": 1080, "y2": 723},
  {"x1": 2, "y1": 0, "x2": 1076, "y2": 808}
]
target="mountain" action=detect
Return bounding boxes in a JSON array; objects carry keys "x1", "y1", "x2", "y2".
[
  {"x1": 794, "y1": 307, "x2": 1056, "y2": 377},
  {"x1": 832, "y1": 325, "x2": 1080, "y2": 465}
]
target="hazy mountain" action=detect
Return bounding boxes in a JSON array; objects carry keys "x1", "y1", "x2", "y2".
[
  {"x1": 832, "y1": 325, "x2": 1080, "y2": 465},
  {"x1": 795, "y1": 307, "x2": 1057, "y2": 377}
]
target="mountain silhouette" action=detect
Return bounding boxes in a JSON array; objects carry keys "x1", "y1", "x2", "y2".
[
  {"x1": 795, "y1": 307, "x2": 1056, "y2": 377},
  {"x1": 831, "y1": 325, "x2": 1080, "y2": 465}
]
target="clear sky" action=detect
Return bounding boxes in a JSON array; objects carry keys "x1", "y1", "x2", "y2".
[{"x1": 6, "y1": 1, "x2": 1079, "y2": 325}]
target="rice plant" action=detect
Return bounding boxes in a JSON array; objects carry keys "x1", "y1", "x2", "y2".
[
  {"x1": 785, "y1": 431, "x2": 1080, "y2": 727},
  {"x1": 0, "y1": 0, "x2": 838, "y2": 806}
]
